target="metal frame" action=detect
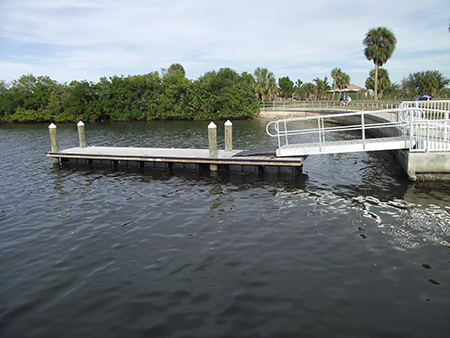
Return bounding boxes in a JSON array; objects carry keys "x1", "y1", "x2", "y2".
[{"x1": 266, "y1": 104, "x2": 450, "y2": 155}]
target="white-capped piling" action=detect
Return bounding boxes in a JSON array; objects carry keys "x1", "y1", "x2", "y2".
[
  {"x1": 48, "y1": 123, "x2": 59, "y2": 164},
  {"x1": 225, "y1": 120, "x2": 232, "y2": 151},
  {"x1": 48, "y1": 123, "x2": 58, "y2": 152},
  {"x1": 77, "y1": 121, "x2": 86, "y2": 148},
  {"x1": 208, "y1": 122, "x2": 218, "y2": 171}
]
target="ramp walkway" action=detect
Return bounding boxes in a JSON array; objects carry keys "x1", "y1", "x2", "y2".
[
  {"x1": 278, "y1": 136, "x2": 413, "y2": 156},
  {"x1": 266, "y1": 105, "x2": 450, "y2": 157}
]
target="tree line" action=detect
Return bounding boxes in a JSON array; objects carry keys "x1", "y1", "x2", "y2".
[
  {"x1": 1, "y1": 26, "x2": 449, "y2": 123},
  {"x1": 0, "y1": 66, "x2": 260, "y2": 123},
  {"x1": 2, "y1": 66, "x2": 447, "y2": 124},
  {"x1": 255, "y1": 66, "x2": 449, "y2": 102}
]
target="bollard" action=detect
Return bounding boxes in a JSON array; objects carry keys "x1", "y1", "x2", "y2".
[
  {"x1": 208, "y1": 122, "x2": 217, "y2": 158},
  {"x1": 48, "y1": 123, "x2": 59, "y2": 164},
  {"x1": 208, "y1": 122, "x2": 218, "y2": 171},
  {"x1": 48, "y1": 123, "x2": 58, "y2": 152},
  {"x1": 77, "y1": 121, "x2": 86, "y2": 148},
  {"x1": 225, "y1": 120, "x2": 232, "y2": 151}
]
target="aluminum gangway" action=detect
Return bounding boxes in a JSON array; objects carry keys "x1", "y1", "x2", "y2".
[{"x1": 266, "y1": 102, "x2": 450, "y2": 157}]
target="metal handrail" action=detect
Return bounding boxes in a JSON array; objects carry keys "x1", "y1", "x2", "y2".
[
  {"x1": 399, "y1": 100, "x2": 450, "y2": 120},
  {"x1": 260, "y1": 100, "x2": 400, "y2": 111},
  {"x1": 409, "y1": 119, "x2": 450, "y2": 152},
  {"x1": 266, "y1": 107, "x2": 450, "y2": 153}
]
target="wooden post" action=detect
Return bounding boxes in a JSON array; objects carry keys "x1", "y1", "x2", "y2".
[
  {"x1": 208, "y1": 122, "x2": 218, "y2": 171},
  {"x1": 77, "y1": 121, "x2": 86, "y2": 148},
  {"x1": 225, "y1": 120, "x2": 232, "y2": 151},
  {"x1": 49, "y1": 123, "x2": 58, "y2": 152},
  {"x1": 48, "y1": 123, "x2": 59, "y2": 164}
]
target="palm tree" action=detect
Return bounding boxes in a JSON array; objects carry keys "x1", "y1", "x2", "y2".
[
  {"x1": 331, "y1": 67, "x2": 341, "y2": 101},
  {"x1": 253, "y1": 67, "x2": 277, "y2": 101},
  {"x1": 331, "y1": 68, "x2": 350, "y2": 100},
  {"x1": 365, "y1": 68, "x2": 391, "y2": 99},
  {"x1": 338, "y1": 72, "x2": 350, "y2": 94},
  {"x1": 363, "y1": 27, "x2": 397, "y2": 100},
  {"x1": 313, "y1": 77, "x2": 330, "y2": 100}
]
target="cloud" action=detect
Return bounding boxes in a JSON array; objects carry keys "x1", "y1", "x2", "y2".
[{"x1": 1, "y1": 0, "x2": 449, "y2": 86}]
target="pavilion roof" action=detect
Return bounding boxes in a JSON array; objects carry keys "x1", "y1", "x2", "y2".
[{"x1": 327, "y1": 84, "x2": 369, "y2": 93}]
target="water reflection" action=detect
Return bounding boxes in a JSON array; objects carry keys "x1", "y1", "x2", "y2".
[
  {"x1": 2, "y1": 121, "x2": 450, "y2": 338},
  {"x1": 354, "y1": 194, "x2": 450, "y2": 250},
  {"x1": 52, "y1": 162, "x2": 450, "y2": 254}
]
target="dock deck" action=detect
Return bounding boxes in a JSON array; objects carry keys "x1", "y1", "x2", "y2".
[{"x1": 47, "y1": 146, "x2": 305, "y2": 175}]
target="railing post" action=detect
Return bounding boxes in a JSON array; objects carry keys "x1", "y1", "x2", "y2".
[
  {"x1": 409, "y1": 110, "x2": 414, "y2": 150},
  {"x1": 361, "y1": 112, "x2": 366, "y2": 149},
  {"x1": 318, "y1": 117, "x2": 323, "y2": 151},
  {"x1": 284, "y1": 120, "x2": 289, "y2": 145}
]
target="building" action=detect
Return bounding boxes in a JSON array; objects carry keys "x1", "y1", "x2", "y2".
[{"x1": 327, "y1": 84, "x2": 370, "y2": 101}]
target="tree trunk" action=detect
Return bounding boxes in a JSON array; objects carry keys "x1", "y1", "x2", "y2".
[{"x1": 374, "y1": 65, "x2": 379, "y2": 100}]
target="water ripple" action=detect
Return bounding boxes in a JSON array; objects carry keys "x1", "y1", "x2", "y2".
[{"x1": 1, "y1": 122, "x2": 450, "y2": 338}]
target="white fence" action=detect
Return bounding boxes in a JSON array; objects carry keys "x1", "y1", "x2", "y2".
[{"x1": 260, "y1": 100, "x2": 399, "y2": 111}]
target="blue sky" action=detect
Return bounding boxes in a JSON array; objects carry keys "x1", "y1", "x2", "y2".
[{"x1": 1, "y1": 0, "x2": 449, "y2": 87}]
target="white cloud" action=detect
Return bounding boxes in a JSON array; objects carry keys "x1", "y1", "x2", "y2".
[{"x1": 1, "y1": 0, "x2": 449, "y2": 86}]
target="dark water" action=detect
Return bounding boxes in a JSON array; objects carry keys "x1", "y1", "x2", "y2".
[{"x1": 1, "y1": 120, "x2": 449, "y2": 338}]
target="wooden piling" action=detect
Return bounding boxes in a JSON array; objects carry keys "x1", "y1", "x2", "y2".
[
  {"x1": 208, "y1": 122, "x2": 217, "y2": 158},
  {"x1": 77, "y1": 121, "x2": 86, "y2": 148},
  {"x1": 225, "y1": 120, "x2": 232, "y2": 151},
  {"x1": 48, "y1": 123, "x2": 59, "y2": 164},
  {"x1": 208, "y1": 122, "x2": 218, "y2": 171}
]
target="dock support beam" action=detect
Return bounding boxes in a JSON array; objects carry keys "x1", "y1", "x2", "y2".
[
  {"x1": 77, "y1": 121, "x2": 86, "y2": 148},
  {"x1": 48, "y1": 123, "x2": 59, "y2": 164},
  {"x1": 225, "y1": 120, "x2": 232, "y2": 151},
  {"x1": 208, "y1": 122, "x2": 218, "y2": 171}
]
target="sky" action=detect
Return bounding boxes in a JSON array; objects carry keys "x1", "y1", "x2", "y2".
[{"x1": 1, "y1": 0, "x2": 449, "y2": 87}]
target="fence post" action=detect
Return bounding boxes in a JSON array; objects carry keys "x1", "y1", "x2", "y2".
[
  {"x1": 48, "y1": 123, "x2": 59, "y2": 164},
  {"x1": 77, "y1": 121, "x2": 86, "y2": 148},
  {"x1": 225, "y1": 120, "x2": 232, "y2": 151}
]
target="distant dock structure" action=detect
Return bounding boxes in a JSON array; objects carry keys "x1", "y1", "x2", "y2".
[{"x1": 47, "y1": 100, "x2": 450, "y2": 180}]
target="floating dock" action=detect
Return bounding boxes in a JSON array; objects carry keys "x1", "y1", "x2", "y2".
[{"x1": 47, "y1": 146, "x2": 306, "y2": 175}]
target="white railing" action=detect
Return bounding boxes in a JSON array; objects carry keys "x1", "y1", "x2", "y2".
[
  {"x1": 260, "y1": 100, "x2": 399, "y2": 111},
  {"x1": 266, "y1": 105, "x2": 450, "y2": 154},
  {"x1": 399, "y1": 100, "x2": 450, "y2": 120},
  {"x1": 409, "y1": 119, "x2": 450, "y2": 152},
  {"x1": 399, "y1": 101, "x2": 450, "y2": 152}
]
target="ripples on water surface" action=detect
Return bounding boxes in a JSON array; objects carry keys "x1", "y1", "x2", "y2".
[{"x1": 1, "y1": 121, "x2": 449, "y2": 337}]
